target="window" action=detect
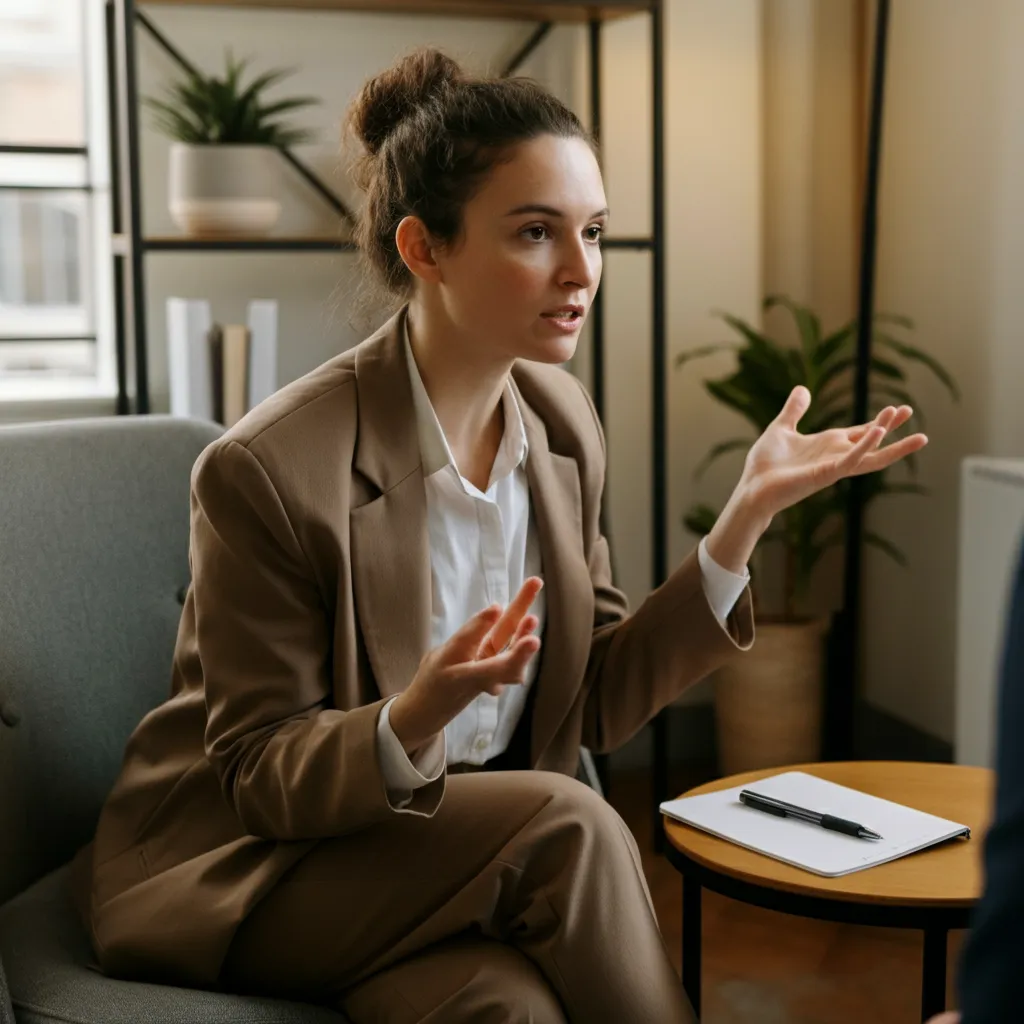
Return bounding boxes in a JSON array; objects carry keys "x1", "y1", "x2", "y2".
[{"x1": 0, "y1": 0, "x2": 115, "y2": 402}]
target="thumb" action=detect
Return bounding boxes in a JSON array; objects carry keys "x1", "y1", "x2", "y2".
[{"x1": 775, "y1": 385, "x2": 811, "y2": 429}]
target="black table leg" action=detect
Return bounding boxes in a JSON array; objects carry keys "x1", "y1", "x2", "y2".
[
  {"x1": 682, "y1": 874, "x2": 702, "y2": 1017},
  {"x1": 921, "y1": 927, "x2": 948, "y2": 1021}
]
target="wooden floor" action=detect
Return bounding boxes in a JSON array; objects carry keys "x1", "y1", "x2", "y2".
[{"x1": 608, "y1": 770, "x2": 965, "y2": 1024}]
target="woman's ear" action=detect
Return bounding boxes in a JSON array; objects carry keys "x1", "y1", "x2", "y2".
[{"x1": 395, "y1": 216, "x2": 443, "y2": 285}]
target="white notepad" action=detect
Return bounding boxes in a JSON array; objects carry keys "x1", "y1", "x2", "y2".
[{"x1": 660, "y1": 771, "x2": 971, "y2": 877}]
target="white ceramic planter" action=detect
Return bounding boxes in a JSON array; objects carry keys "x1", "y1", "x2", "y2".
[
  {"x1": 168, "y1": 143, "x2": 281, "y2": 238},
  {"x1": 714, "y1": 616, "x2": 828, "y2": 775}
]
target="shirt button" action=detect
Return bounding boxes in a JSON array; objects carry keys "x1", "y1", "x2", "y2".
[{"x1": 474, "y1": 736, "x2": 489, "y2": 752}]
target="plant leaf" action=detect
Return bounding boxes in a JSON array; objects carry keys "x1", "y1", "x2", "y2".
[
  {"x1": 815, "y1": 321, "x2": 856, "y2": 369},
  {"x1": 673, "y1": 342, "x2": 738, "y2": 369},
  {"x1": 143, "y1": 51, "x2": 318, "y2": 147},
  {"x1": 704, "y1": 378, "x2": 779, "y2": 432},
  {"x1": 875, "y1": 332, "x2": 961, "y2": 401},
  {"x1": 763, "y1": 294, "x2": 821, "y2": 369},
  {"x1": 693, "y1": 437, "x2": 753, "y2": 480},
  {"x1": 683, "y1": 503, "x2": 720, "y2": 537},
  {"x1": 714, "y1": 312, "x2": 780, "y2": 361},
  {"x1": 874, "y1": 312, "x2": 915, "y2": 330},
  {"x1": 864, "y1": 530, "x2": 909, "y2": 567}
]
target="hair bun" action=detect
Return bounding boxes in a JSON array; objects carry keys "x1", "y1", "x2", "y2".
[{"x1": 349, "y1": 49, "x2": 462, "y2": 155}]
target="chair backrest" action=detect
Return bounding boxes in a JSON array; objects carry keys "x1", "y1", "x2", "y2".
[{"x1": 0, "y1": 416, "x2": 222, "y2": 904}]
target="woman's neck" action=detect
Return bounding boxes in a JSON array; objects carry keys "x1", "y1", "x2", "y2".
[{"x1": 406, "y1": 300, "x2": 513, "y2": 492}]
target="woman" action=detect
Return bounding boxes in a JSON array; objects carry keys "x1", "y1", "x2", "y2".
[{"x1": 81, "y1": 50, "x2": 926, "y2": 1023}]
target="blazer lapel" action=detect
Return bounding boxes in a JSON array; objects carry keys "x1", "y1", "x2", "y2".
[
  {"x1": 348, "y1": 328, "x2": 597, "y2": 754},
  {"x1": 514, "y1": 380, "x2": 595, "y2": 766},
  {"x1": 349, "y1": 311, "x2": 433, "y2": 700}
]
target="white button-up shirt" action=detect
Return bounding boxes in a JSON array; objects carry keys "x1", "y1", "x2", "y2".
[{"x1": 376, "y1": 333, "x2": 749, "y2": 805}]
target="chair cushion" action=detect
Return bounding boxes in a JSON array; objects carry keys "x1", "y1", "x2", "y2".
[{"x1": 0, "y1": 867, "x2": 348, "y2": 1024}]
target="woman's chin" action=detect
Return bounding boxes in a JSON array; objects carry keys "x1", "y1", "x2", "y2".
[{"x1": 519, "y1": 330, "x2": 580, "y2": 365}]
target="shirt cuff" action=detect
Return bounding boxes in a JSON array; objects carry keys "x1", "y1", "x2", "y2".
[
  {"x1": 377, "y1": 697, "x2": 447, "y2": 809},
  {"x1": 698, "y1": 535, "x2": 750, "y2": 627}
]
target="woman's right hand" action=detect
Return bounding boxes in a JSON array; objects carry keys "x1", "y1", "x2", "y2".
[{"x1": 388, "y1": 577, "x2": 544, "y2": 757}]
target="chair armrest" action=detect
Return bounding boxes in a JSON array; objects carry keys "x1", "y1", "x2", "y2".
[{"x1": 0, "y1": 951, "x2": 14, "y2": 1024}]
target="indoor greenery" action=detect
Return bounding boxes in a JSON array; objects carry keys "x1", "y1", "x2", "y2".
[
  {"x1": 144, "y1": 50, "x2": 318, "y2": 146},
  {"x1": 676, "y1": 295, "x2": 959, "y2": 621}
]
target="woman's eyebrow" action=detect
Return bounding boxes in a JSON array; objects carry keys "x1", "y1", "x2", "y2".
[{"x1": 505, "y1": 204, "x2": 610, "y2": 219}]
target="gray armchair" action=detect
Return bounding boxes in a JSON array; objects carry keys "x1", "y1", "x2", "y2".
[
  {"x1": 0, "y1": 414, "x2": 604, "y2": 1023},
  {"x1": 0, "y1": 417, "x2": 345, "y2": 1024}
]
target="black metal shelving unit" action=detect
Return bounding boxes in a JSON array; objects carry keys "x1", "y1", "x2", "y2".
[{"x1": 107, "y1": 0, "x2": 671, "y2": 828}]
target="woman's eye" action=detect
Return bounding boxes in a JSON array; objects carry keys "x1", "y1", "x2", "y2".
[
  {"x1": 585, "y1": 225, "x2": 604, "y2": 243},
  {"x1": 523, "y1": 225, "x2": 549, "y2": 241}
]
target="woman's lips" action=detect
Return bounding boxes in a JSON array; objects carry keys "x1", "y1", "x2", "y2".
[{"x1": 540, "y1": 308, "x2": 585, "y2": 332}]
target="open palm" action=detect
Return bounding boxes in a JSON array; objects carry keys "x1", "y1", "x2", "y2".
[{"x1": 742, "y1": 385, "x2": 928, "y2": 519}]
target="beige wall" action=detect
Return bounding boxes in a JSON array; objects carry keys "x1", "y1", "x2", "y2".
[
  {"x1": 757, "y1": 0, "x2": 1024, "y2": 743},
  {"x1": 863, "y1": 0, "x2": 1024, "y2": 740},
  {"x1": 759, "y1": 0, "x2": 859, "y2": 616},
  {"x1": 592, "y1": 1, "x2": 763, "y2": 648}
]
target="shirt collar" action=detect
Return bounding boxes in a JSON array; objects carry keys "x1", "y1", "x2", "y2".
[{"x1": 403, "y1": 322, "x2": 529, "y2": 488}]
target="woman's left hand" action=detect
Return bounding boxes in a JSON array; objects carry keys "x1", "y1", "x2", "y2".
[
  {"x1": 705, "y1": 385, "x2": 928, "y2": 575},
  {"x1": 741, "y1": 385, "x2": 927, "y2": 520}
]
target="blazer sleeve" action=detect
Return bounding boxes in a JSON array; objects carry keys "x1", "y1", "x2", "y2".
[
  {"x1": 957, "y1": 539, "x2": 1024, "y2": 1023},
  {"x1": 572, "y1": 382, "x2": 755, "y2": 755},
  {"x1": 193, "y1": 439, "x2": 443, "y2": 842}
]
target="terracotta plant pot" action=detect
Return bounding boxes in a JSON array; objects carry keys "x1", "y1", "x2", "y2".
[
  {"x1": 168, "y1": 143, "x2": 281, "y2": 238},
  {"x1": 714, "y1": 616, "x2": 829, "y2": 776}
]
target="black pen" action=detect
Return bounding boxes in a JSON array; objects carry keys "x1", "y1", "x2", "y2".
[{"x1": 739, "y1": 789, "x2": 884, "y2": 841}]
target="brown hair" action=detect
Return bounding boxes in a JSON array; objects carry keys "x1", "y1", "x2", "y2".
[{"x1": 346, "y1": 49, "x2": 593, "y2": 303}]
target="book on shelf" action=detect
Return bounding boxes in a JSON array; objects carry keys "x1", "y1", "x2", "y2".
[{"x1": 167, "y1": 298, "x2": 278, "y2": 428}]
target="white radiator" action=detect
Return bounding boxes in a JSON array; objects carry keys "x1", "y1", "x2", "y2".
[{"x1": 955, "y1": 457, "x2": 1024, "y2": 766}]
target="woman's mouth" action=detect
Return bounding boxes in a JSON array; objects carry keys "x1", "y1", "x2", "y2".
[{"x1": 540, "y1": 306, "x2": 585, "y2": 331}]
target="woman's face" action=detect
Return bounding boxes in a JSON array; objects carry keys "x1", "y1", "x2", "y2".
[{"x1": 433, "y1": 133, "x2": 607, "y2": 366}]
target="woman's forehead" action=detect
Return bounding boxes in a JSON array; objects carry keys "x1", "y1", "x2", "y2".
[{"x1": 472, "y1": 136, "x2": 607, "y2": 217}]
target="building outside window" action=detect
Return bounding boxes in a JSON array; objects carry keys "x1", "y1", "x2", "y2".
[{"x1": 0, "y1": 0, "x2": 115, "y2": 403}]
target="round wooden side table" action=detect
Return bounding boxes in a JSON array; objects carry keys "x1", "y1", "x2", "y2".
[{"x1": 662, "y1": 761, "x2": 993, "y2": 1023}]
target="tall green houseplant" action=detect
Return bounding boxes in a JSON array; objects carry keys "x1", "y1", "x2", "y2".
[{"x1": 676, "y1": 296, "x2": 959, "y2": 621}]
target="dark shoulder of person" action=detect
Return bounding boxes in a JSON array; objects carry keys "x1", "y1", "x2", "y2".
[{"x1": 957, "y1": 537, "x2": 1024, "y2": 1023}]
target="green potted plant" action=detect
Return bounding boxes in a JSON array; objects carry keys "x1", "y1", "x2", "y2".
[
  {"x1": 145, "y1": 51, "x2": 318, "y2": 238},
  {"x1": 676, "y1": 295, "x2": 959, "y2": 774}
]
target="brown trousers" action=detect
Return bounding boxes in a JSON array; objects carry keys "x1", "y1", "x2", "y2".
[{"x1": 221, "y1": 770, "x2": 696, "y2": 1024}]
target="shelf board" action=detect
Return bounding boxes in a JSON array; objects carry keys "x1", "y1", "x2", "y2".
[
  {"x1": 141, "y1": 0, "x2": 654, "y2": 22},
  {"x1": 144, "y1": 235, "x2": 357, "y2": 252}
]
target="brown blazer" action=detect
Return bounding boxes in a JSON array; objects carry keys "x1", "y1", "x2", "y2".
[{"x1": 81, "y1": 309, "x2": 754, "y2": 986}]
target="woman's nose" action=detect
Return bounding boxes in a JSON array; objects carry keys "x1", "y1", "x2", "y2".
[{"x1": 559, "y1": 240, "x2": 598, "y2": 289}]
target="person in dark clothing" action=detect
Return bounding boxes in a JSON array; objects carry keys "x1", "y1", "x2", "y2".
[{"x1": 930, "y1": 533, "x2": 1024, "y2": 1024}]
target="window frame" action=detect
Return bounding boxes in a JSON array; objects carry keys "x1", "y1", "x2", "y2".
[{"x1": 0, "y1": 0, "x2": 117, "y2": 406}]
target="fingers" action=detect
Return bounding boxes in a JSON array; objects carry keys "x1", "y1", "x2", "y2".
[
  {"x1": 851, "y1": 431, "x2": 929, "y2": 475},
  {"x1": 842, "y1": 405, "x2": 928, "y2": 476},
  {"x1": 838, "y1": 421, "x2": 886, "y2": 472},
  {"x1": 478, "y1": 576, "x2": 544, "y2": 659},
  {"x1": 442, "y1": 603, "x2": 503, "y2": 663},
  {"x1": 847, "y1": 405, "x2": 912, "y2": 442},
  {"x1": 775, "y1": 385, "x2": 812, "y2": 429},
  {"x1": 449, "y1": 633, "x2": 541, "y2": 696},
  {"x1": 511, "y1": 613, "x2": 540, "y2": 645}
]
